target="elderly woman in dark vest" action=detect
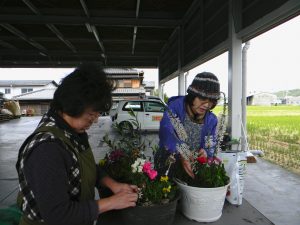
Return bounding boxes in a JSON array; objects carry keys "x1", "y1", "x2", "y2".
[{"x1": 16, "y1": 64, "x2": 138, "y2": 225}]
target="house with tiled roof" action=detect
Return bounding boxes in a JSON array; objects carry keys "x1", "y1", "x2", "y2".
[
  {"x1": 142, "y1": 81, "x2": 155, "y2": 96},
  {"x1": 0, "y1": 80, "x2": 58, "y2": 100},
  {"x1": 0, "y1": 80, "x2": 58, "y2": 115},
  {"x1": 0, "y1": 69, "x2": 154, "y2": 115},
  {"x1": 104, "y1": 68, "x2": 147, "y2": 102}
]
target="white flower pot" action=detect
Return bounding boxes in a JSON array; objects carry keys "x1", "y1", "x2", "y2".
[{"x1": 175, "y1": 180, "x2": 230, "y2": 222}]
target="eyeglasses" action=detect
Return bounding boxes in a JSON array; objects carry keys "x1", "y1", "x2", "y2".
[
  {"x1": 87, "y1": 112, "x2": 100, "y2": 120},
  {"x1": 82, "y1": 110, "x2": 101, "y2": 122},
  {"x1": 192, "y1": 97, "x2": 214, "y2": 109}
]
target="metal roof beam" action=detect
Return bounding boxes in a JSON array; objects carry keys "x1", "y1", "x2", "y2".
[
  {"x1": 0, "y1": 36, "x2": 165, "y2": 44},
  {"x1": 22, "y1": 0, "x2": 40, "y2": 15},
  {"x1": 131, "y1": 0, "x2": 140, "y2": 55},
  {"x1": 46, "y1": 24, "x2": 77, "y2": 53},
  {"x1": 0, "y1": 39, "x2": 17, "y2": 49},
  {"x1": 0, "y1": 23, "x2": 48, "y2": 54},
  {"x1": 0, "y1": 15, "x2": 179, "y2": 27},
  {"x1": 22, "y1": 0, "x2": 77, "y2": 53},
  {"x1": 237, "y1": 0, "x2": 300, "y2": 41},
  {"x1": 0, "y1": 49, "x2": 158, "y2": 57},
  {"x1": 79, "y1": 0, "x2": 106, "y2": 61}
]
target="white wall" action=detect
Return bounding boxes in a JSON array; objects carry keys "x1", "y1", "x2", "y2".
[{"x1": 0, "y1": 82, "x2": 57, "y2": 99}]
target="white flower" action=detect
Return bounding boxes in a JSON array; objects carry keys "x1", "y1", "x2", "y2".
[
  {"x1": 137, "y1": 188, "x2": 143, "y2": 199},
  {"x1": 131, "y1": 158, "x2": 145, "y2": 173}
]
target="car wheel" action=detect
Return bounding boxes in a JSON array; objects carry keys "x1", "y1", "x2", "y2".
[{"x1": 119, "y1": 121, "x2": 133, "y2": 135}]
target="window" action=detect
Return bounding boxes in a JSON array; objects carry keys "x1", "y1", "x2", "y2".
[
  {"x1": 122, "y1": 101, "x2": 142, "y2": 111},
  {"x1": 21, "y1": 88, "x2": 33, "y2": 94},
  {"x1": 131, "y1": 80, "x2": 140, "y2": 88},
  {"x1": 5, "y1": 88, "x2": 11, "y2": 94},
  {"x1": 144, "y1": 101, "x2": 165, "y2": 112},
  {"x1": 123, "y1": 80, "x2": 131, "y2": 88}
]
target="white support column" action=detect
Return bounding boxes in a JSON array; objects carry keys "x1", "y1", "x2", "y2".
[
  {"x1": 178, "y1": 72, "x2": 185, "y2": 96},
  {"x1": 159, "y1": 82, "x2": 164, "y2": 100},
  {"x1": 185, "y1": 71, "x2": 189, "y2": 93},
  {"x1": 228, "y1": 10, "x2": 243, "y2": 146},
  {"x1": 241, "y1": 41, "x2": 250, "y2": 151}
]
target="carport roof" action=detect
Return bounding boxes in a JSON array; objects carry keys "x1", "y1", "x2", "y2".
[
  {"x1": 0, "y1": 80, "x2": 58, "y2": 87},
  {"x1": 0, "y1": 0, "x2": 299, "y2": 80}
]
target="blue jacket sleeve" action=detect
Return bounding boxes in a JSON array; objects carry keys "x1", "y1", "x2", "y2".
[{"x1": 159, "y1": 110, "x2": 180, "y2": 153}]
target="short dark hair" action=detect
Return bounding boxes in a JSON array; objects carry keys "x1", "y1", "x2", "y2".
[{"x1": 51, "y1": 63, "x2": 115, "y2": 117}]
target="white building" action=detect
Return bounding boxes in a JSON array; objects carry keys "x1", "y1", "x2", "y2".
[
  {"x1": 142, "y1": 81, "x2": 155, "y2": 96},
  {"x1": 0, "y1": 80, "x2": 58, "y2": 99},
  {"x1": 284, "y1": 96, "x2": 300, "y2": 105},
  {"x1": 247, "y1": 92, "x2": 279, "y2": 106}
]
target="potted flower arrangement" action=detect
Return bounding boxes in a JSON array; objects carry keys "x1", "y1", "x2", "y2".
[
  {"x1": 175, "y1": 153, "x2": 230, "y2": 222},
  {"x1": 99, "y1": 111, "x2": 179, "y2": 225}
]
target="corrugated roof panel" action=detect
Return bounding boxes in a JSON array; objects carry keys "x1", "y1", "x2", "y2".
[
  {"x1": 112, "y1": 88, "x2": 145, "y2": 94},
  {"x1": 13, "y1": 88, "x2": 56, "y2": 100},
  {"x1": 0, "y1": 80, "x2": 57, "y2": 87}
]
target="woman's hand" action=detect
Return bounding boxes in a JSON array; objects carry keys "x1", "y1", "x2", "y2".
[
  {"x1": 97, "y1": 191, "x2": 138, "y2": 213},
  {"x1": 198, "y1": 148, "x2": 207, "y2": 158},
  {"x1": 98, "y1": 176, "x2": 138, "y2": 213},
  {"x1": 180, "y1": 157, "x2": 195, "y2": 178},
  {"x1": 111, "y1": 182, "x2": 138, "y2": 194},
  {"x1": 100, "y1": 176, "x2": 138, "y2": 194}
]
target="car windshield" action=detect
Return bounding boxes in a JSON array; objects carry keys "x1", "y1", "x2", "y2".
[{"x1": 123, "y1": 101, "x2": 142, "y2": 111}]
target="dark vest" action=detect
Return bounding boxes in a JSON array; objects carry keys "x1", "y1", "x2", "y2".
[{"x1": 17, "y1": 124, "x2": 97, "y2": 225}]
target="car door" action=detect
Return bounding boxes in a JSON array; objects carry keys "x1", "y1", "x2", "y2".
[{"x1": 143, "y1": 101, "x2": 166, "y2": 130}]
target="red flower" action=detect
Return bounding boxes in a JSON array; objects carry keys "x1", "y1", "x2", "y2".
[
  {"x1": 197, "y1": 156, "x2": 207, "y2": 164},
  {"x1": 109, "y1": 149, "x2": 125, "y2": 161}
]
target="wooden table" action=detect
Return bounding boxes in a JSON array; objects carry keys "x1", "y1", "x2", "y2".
[{"x1": 97, "y1": 199, "x2": 274, "y2": 225}]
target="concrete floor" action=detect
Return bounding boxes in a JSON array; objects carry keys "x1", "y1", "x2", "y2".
[{"x1": 0, "y1": 116, "x2": 299, "y2": 225}]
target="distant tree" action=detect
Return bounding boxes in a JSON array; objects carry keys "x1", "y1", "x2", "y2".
[
  {"x1": 274, "y1": 89, "x2": 300, "y2": 98},
  {"x1": 153, "y1": 89, "x2": 169, "y2": 103}
]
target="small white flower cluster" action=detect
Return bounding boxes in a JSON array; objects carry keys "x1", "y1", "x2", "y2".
[
  {"x1": 216, "y1": 113, "x2": 227, "y2": 152},
  {"x1": 167, "y1": 110, "x2": 188, "y2": 141},
  {"x1": 137, "y1": 187, "x2": 143, "y2": 199},
  {"x1": 215, "y1": 92, "x2": 228, "y2": 152},
  {"x1": 204, "y1": 135, "x2": 214, "y2": 149},
  {"x1": 131, "y1": 158, "x2": 145, "y2": 173}
]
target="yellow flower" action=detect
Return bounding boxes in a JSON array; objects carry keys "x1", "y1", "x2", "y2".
[
  {"x1": 162, "y1": 185, "x2": 171, "y2": 193},
  {"x1": 99, "y1": 159, "x2": 106, "y2": 166},
  {"x1": 160, "y1": 175, "x2": 169, "y2": 182}
]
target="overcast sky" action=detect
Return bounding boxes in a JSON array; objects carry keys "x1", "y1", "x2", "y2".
[{"x1": 1, "y1": 15, "x2": 299, "y2": 98}]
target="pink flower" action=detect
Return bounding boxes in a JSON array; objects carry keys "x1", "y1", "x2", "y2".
[
  {"x1": 207, "y1": 157, "x2": 213, "y2": 165},
  {"x1": 142, "y1": 161, "x2": 152, "y2": 173},
  {"x1": 147, "y1": 169, "x2": 158, "y2": 180},
  {"x1": 213, "y1": 157, "x2": 222, "y2": 165}
]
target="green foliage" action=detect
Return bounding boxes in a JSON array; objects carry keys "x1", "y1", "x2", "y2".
[
  {"x1": 153, "y1": 89, "x2": 169, "y2": 103},
  {"x1": 273, "y1": 89, "x2": 300, "y2": 98},
  {"x1": 213, "y1": 105, "x2": 300, "y2": 174},
  {"x1": 176, "y1": 156, "x2": 230, "y2": 188}
]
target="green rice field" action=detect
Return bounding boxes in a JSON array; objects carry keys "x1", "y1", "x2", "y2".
[{"x1": 215, "y1": 105, "x2": 300, "y2": 174}]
